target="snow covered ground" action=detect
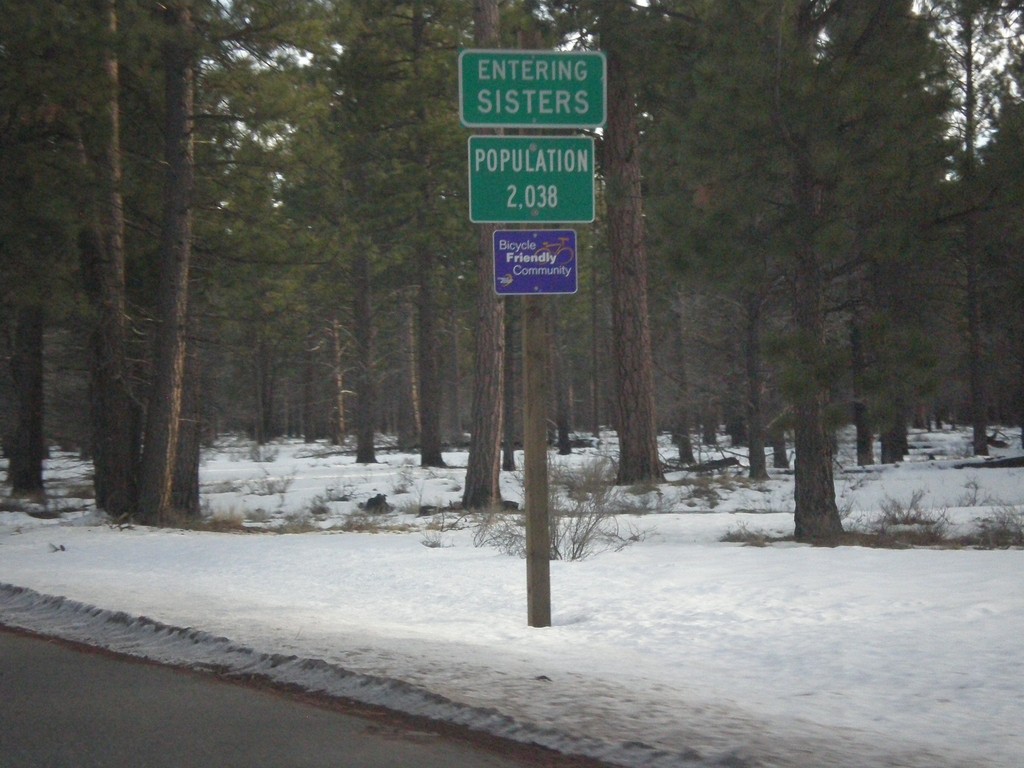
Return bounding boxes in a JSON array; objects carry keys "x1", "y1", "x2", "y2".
[{"x1": 2, "y1": 429, "x2": 1023, "y2": 767}]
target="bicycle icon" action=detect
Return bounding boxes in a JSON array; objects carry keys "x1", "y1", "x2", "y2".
[{"x1": 537, "y1": 236, "x2": 575, "y2": 266}]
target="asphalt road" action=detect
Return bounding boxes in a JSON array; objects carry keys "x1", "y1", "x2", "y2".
[{"x1": 0, "y1": 627, "x2": 603, "y2": 768}]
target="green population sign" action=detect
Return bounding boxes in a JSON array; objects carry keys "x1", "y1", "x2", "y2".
[
  {"x1": 467, "y1": 135, "x2": 595, "y2": 224},
  {"x1": 459, "y1": 49, "x2": 607, "y2": 129}
]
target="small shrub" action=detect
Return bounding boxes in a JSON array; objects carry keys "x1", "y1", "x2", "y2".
[
  {"x1": 877, "y1": 489, "x2": 930, "y2": 526},
  {"x1": 304, "y1": 495, "x2": 333, "y2": 518},
  {"x1": 869, "y1": 491, "x2": 950, "y2": 546},
  {"x1": 472, "y1": 510, "x2": 526, "y2": 556},
  {"x1": 549, "y1": 498, "x2": 647, "y2": 561},
  {"x1": 390, "y1": 462, "x2": 415, "y2": 495},
  {"x1": 248, "y1": 443, "x2": 280, "y2": 463},
  {"x1": 244, "y1": 507, "x2": 273, "y2": 524},
  {"x1": 323, "y1": 483, "x2": 355, "y2": 502},
  {"x1": 625, "y1": 478, "x2": 662, "y2": 496},
  {"x1": 205, "y1": 479, "x2": 245, "y2": 494},
  {"x1": 0, "y1": 497, "x2": 28, "y2": 513},
  {"x1": 673, "y1": 476, "x2": 723, "y2": 509},
  {"x1": 957, "y1": 478, "x2": 993, "y2": 508},
  {"x1": 549, "y1": 456, "x2": 615, "y2": 501},
  {"x1": 165, "y1": 507, "x2": 248, "y2": 533},
  {"x1": 276, "y1": 512, "x2": 318, "y2": 534},
  {"x1": 339, "y1": 512, "x2": 387, "y2": 533},
  {"x1": 420, "y1": 530, "x2": 454, "y2": 549},
  {"x1": 471, "y1": 466, "x2": 650, "y2": 562},
  {"x1": 244, "y1": 470, "x2": 294, "y2": 498},
  {"x1": 201, "y1": 512, "x2": 248, "y2": 533},
  {"x1": 720, "y1": 522, "x2": 771, "y2": 546},
  {"x1": 422, "y1": 508, "x2": 472, "y2": 532},
  {"x1": 63, "y1": 482, "x2": 96, "y2": 500},
  {"x1": 971, "y1": 505, "x2": 1024, "y2": 548}
]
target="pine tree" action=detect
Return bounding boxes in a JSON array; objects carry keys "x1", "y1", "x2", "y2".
[
  {"x1": 0, "y1": 0, "x2": 99, "y2": 498},
  {"x1": 462, "y1": 0, "x2": 506, "y2": 509},
  {"x1": 926, "y1": 0, "x2": 1023, "y2": 454},
  {"x1": 597, "y1": 0, "x2": 663, "y2": 485},
  {"x1": 675, "y1": 0, "x2": 951, "y2": 541},
  {"x1": 138, "y1": 2, "x2": 198, "y2": 525}
]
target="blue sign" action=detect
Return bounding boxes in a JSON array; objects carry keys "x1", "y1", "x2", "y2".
[{"x1": 493, "y1": 229, "x2": 577, "y2": 295}]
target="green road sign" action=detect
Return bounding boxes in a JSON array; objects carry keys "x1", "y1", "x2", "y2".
[
  {"x1": 459, "y1": 49, "x2": 606, "y2": 129},
  {"x1": 468, "y1": 136, "x2": 595, "y2": 224}
]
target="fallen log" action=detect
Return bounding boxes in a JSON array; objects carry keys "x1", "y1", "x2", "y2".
[
  {"x1": 952, "y1": 455, "x2": 1024, "y2": 469},
  {"x1": 683, "y1": 457, "x2": 741, "y2": 474}
]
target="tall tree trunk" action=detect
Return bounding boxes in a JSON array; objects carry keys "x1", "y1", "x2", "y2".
[
  {"x1": 462, "y1": 0, "x2": 505, "y2": 507},
  {"x1": 770, "y1": 422, "x2": 790, "y2": 469},
  {"x1": 790, "y1": 237, "x2": 842, "y2": 542},
  {"x1": 353, "y1": 244, "x2": 376, "y2": 464},
  {"x1": 329, "y1": 315, "x2": 346, "y2": 444},
  {"x1": 957, "y1": 13, "x2": 989, "y2": 457},
  {"x1": 502, "y1": 298, "x2": 519, "y2": 472},
  {"x1": 463, "y1": 218, "x2": 506, "y2": 506},
  {"x1": 301, "y1": 340, "x2": 316, "y2": 443},
  {"x1": 411, "y1": 2, "x2": 445, "y2": 468},
  {"x1": 81, "y1": 0, "x2": 138, "y2": 519},
  {"x1": 8, "y1": 304, "x2": 46, "y2": 496},
  {"x1": 880, "y1": 411, "x2": 909, "y2": 464},
  {"x1": 551, "y1": 304, "x2": 572, "y2": 456},
  {"x1": 600, "y1": 2, "x2": 662, "y2": 485},
  {"x1": 446, "y1": 305, "x2": 464, "y2": 443},
  {"x1": 670, "y1": 295, "x2": 695, "y2": 465},
  {"x1": 1019, "y1": 352, "x2": 1024, "y2": 450},
  {"x1": 138, "y1": 3, "x2": 195, "y2": 525},
  {"x1": 251, "y1": 334, "x2": 276, "y2": 444},
  {"x1": 744, "y1": 296, "x2": 768, "y2": 481},
  {"x1": 965, "y1": 226, "x2": 988, "y2": 455},
  {"x1": 590, "y1": 254, "x2": 602, "y2": 438},
  {"x1": 701, "y1": 403, "x2": 718, "y2": 446},
  {"x1": 172, "y1": 334, "x2": 201, "y2": 518},
  {"x1": 782, "y1": 3, "x2": 843, "y2": 540},
  {"x1": 397, "y1": 293, "x2": 420, "y2": 452},
  {"x1": 417, "y1": 268, "x2": 445, "y2": 465},
  {"x1": 849, "y1": 317, "x2": 874, "y2": 466}
]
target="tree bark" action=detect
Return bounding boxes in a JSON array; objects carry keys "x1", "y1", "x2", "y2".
[
  {"x1": 670, "y1": 295, "x2": 696, "y2": 465},
  {"x1": 601, "y1": 2, "x2": 662, "y2": 485},
  {"x1": 329, "y1": 316, "x2": 346, "y2": 444},
  {"x1": 965, "y1": 224, "x2": 988, "y2": 456},
  {"x1": 461, "y1": 0, "x2": 504, "y2": 506},
  {"x1": 251, "y1": 333, "x2": 276, "y2": 444},
  {"x1": 958, "y1": 13, "x2": 989, "y2": 457},
  {"x1": 701, "y1": 405, "x2": 718, "y2": 446},
  {"x1": 417, "y1": 270, "x2": 445, "y2": 466},
  {"x1": 590, "y1": 253, "x2": 602, "y2": 438},
  {"x1": 770, "y1": 423, "x2": 790, "y2": 469},
  {"x1": 462, "y1": 216, "x2": 506, "y2": 507},
  {"x1": 880, "y1": 414, "x2": 909, "y2": 464},
  {"x1": 138, "y1": 3, "x2": 195, "y2": 525},
  {"x1": 790, "y1": 237, "x2": 843, "y2": 542},
  {"x1": 172, "y1": 335, "x2": 201, "y2": 518},
  {"x1": 446, "y1": 306, "x2": 463, "y2": 443},
  {"x1": 301, "y1": 340, "x2": 316, "y2": 443},
  {"x1": 353, "y1": 243, "x2": 377, "y2": 464},
  {"x1": 397, "y1": 293, "x2": 420, "y2": 452},
  {"x1": 849, "y1": 318, "x2": 875, "y2": 466},
  {"x1": 80, "y1": 0, "x2": 138, "y2": 519},
  {"x1": 411, "y1": 2, "x2": 445, "y2": 468},
  {"x1": 502, "y1": 298, "x2": 519, "y2": 472},
  {"x1": 550, "y1": 303, "x2": 572, "y2": 456},
  {"x1": 782, "y1": 7, "x2": 843, "y2": 542},
  {"x1": 744, "y1": 296, "x2": 768, "y2": 481},
  {"x1": 8, "y1": 304, "x2": 46, "y2": 496}
]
